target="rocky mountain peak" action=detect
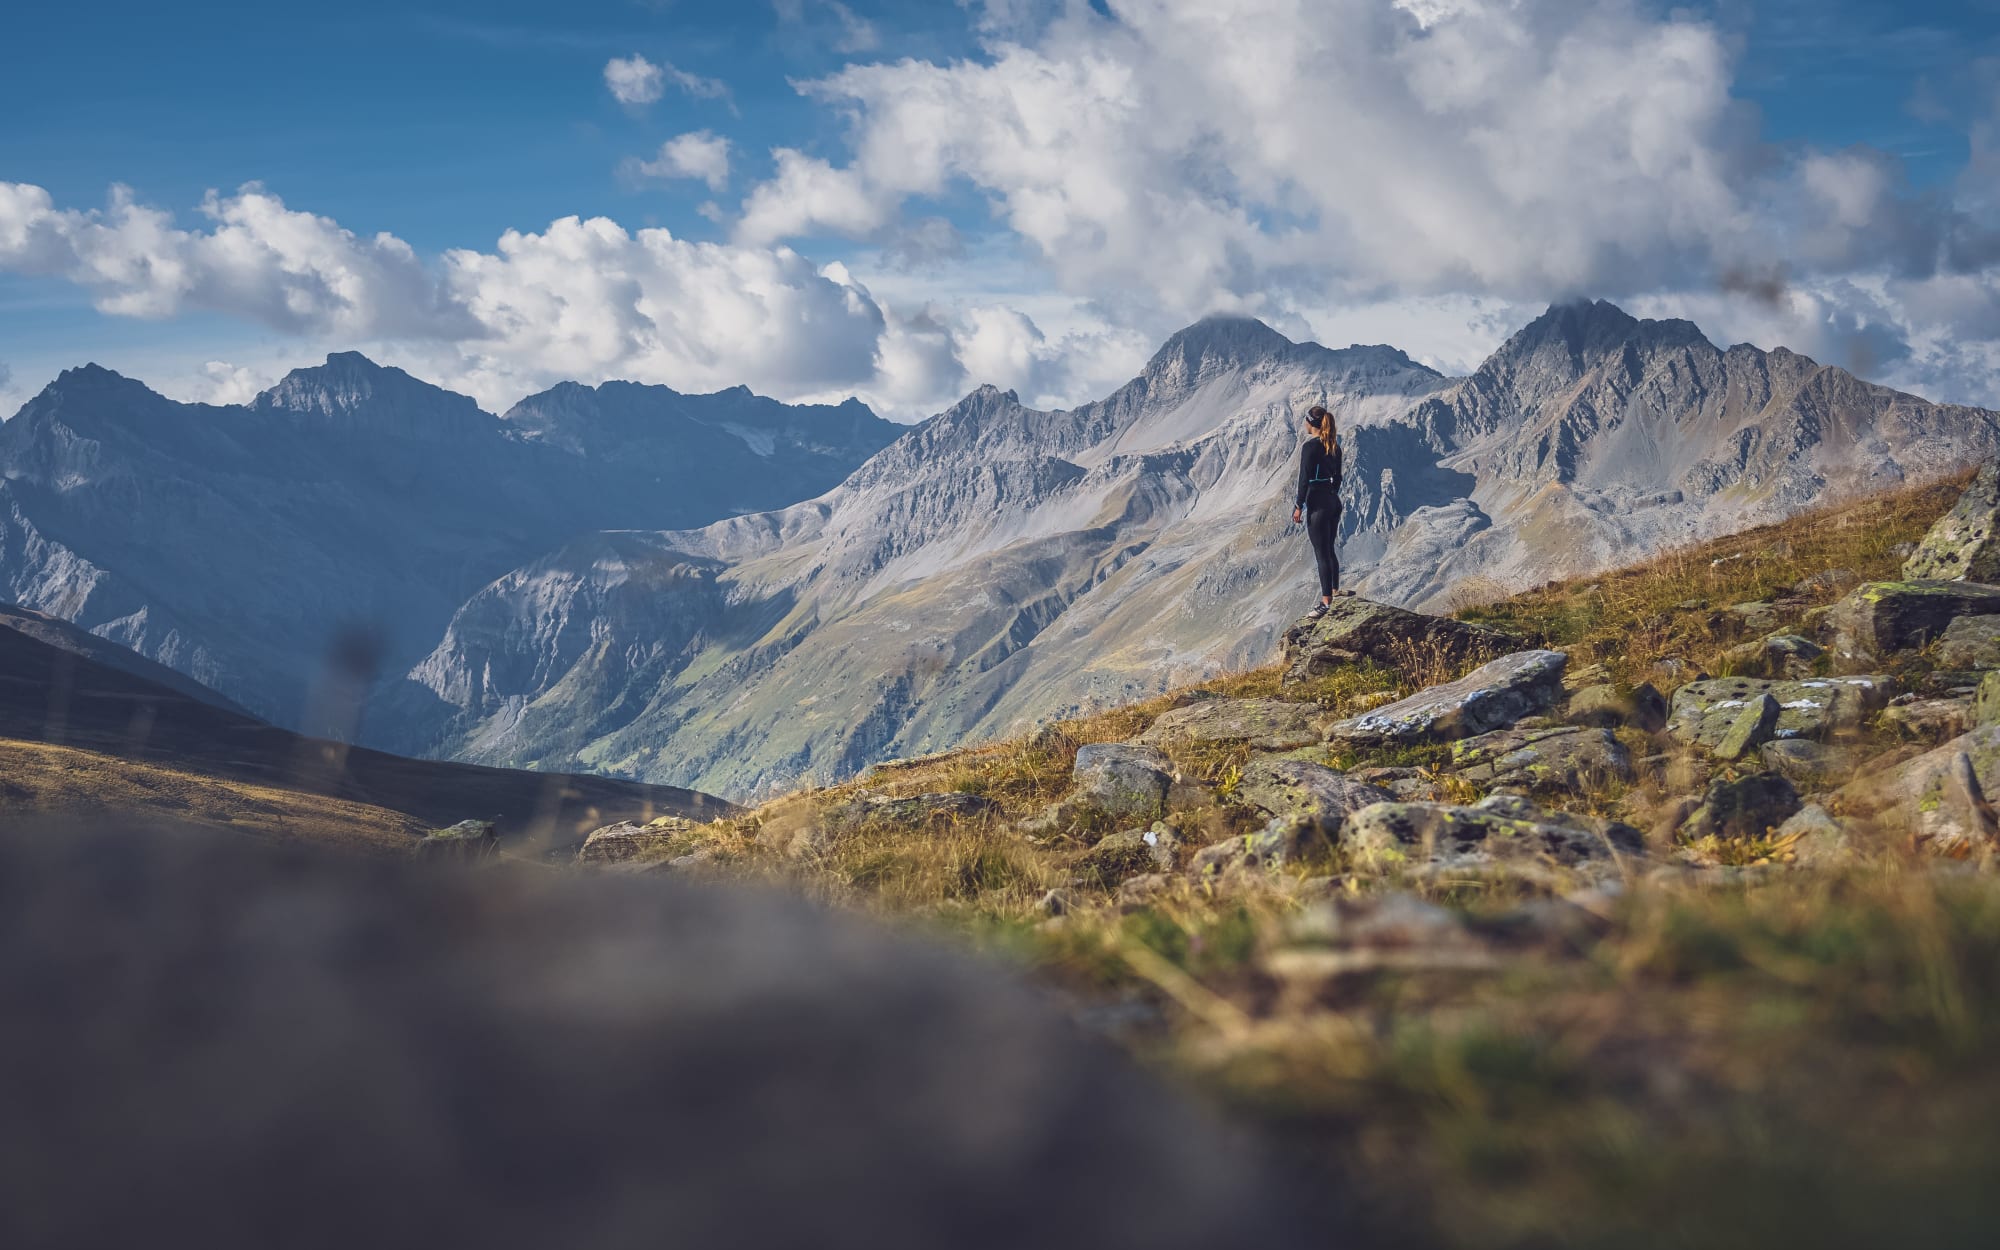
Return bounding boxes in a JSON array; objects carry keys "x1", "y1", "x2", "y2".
[
  {"x1": 1146, "y1": 316, "x2": 1295, "y2": 377},
  {"x1": 253, "y1": 352, "x2": 490, "y2": 426}
]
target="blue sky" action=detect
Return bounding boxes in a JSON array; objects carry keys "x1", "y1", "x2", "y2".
[{"x1": 5, "y1": 0, "x2": 2000, "y2": 417}]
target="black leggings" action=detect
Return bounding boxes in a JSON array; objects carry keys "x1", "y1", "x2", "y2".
[{"x1": 1306, "y1": 505, "x2": 1341, "y2": 598}]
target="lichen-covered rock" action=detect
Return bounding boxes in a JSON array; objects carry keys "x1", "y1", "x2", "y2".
[
  {"x1": 1725, "y1": 601, "x2": 1783, "y2": 636},
  {"x1": 1140, "y1": 698, "x2": 1325, "y2": 751},
  {"x1": 416, "y1": 819, "x2": 498, "y2": 866},
  {"x1": 1714, "y1": 693, "x2": 1781, "y2": 762},
  {"x1": 1340, "y1": 795, "x2": 1643, "y2": 876},
  {"x1": 1936, "y1": 615, "x2": 2000, "y2": 670},
  {"x1": 1922, "y1": 752, "x2": 2000, "y2": 856},
  {"x1": 1188, "y1": 816, "x2": 1325, "y2": 878},
  {"x1": 577, "y1": 817, "x2": 700, "y2": 865},
  {"x1": 1881, "y1": 697, "x2": 1972, "y2": 742},
  {"x1": 827, "y1": 792, "x2": 999, "y2": 834},
  {"x1": 1566, "y1": 682, "x2": 1667, "y2": 732},
  {"x1": 1078, "y1": 824, "x2": 1182, "y2": 884},
  {"x1": 1836, "y1": 724, "x2": 2000, "y2": 843},
  {"x1": 1679, "y1": 773, "x2": 1802, "y2": 841},
  {"x1": 1903, "y1": 461, "x2": 2000, "y2": 582},
  {"x1": 1666, "y1": 676, "x2": 1893, "y2": 748},
  {"x1": 1071, "y1": 743, "x2": 1173, "y2": 818},
  {"x1": 1827, "y1": 580, "x2": 2000, "y2": 661},
  {"x1": 1326, "y1": 650, "x2": 1567, "y2": 746},
  {"x1": 1758, "y1": 739, "x2": 1856, "y2": 790},
  {"x1": 1280, "y1": 597, "x2": 1515, "y2": 686},
  {"x1": 1980, "y1": 672, "x2": 2000, "y2": 729},
  {"x1": 1720, "y1": 633, "x2": 1824, "y2": 680},
  {"x1": 1233, "y1": 758, "x2": 1395, "y2": 833},
  {"x1": 1450, "y1": 725, "x2": 1634, "y2": 789}
]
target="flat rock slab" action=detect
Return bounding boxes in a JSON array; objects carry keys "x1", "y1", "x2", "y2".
[
  {"x1": 1903, "y1": 461, "x2": 2000, "y2": 582},
  {"x1": 1280, "y1": 598, "x2": 1515, "y2": 686},
  {"x1": 1071, "y1": 743, "x2": 1173, "y2": 818},
  {"x1": 1937, "y1": 615, "x2": 2000, "y2": 670},
  {"x1": 1341, "y1": 794, "x2": 1643, "y2": 877},
  {"x1": 1140, "y1": 698, "x2": 1326, "y2": 751},
  {"x1": 1828, "y1": 580, "x2": 2000, "y2": 661},
  {"x1": 578, "y1": 817, "x2": 700, "y2": 865},
  {"x1": 1450, "y1": 725, "x2": 1635, "y2": 789},
  {"x1": 1327, "y1": 650, "x2": 1568, "y2": 746},
  {"x1": 1666, "y1": 676, "x2": 1893, "y2": 748},
  {"x1": 1233, "y1": 758, "x2": 1395, "y2": 834}
]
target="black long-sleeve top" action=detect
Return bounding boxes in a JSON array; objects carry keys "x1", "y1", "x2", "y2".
[{"x1": 1295, "y1": 437, "x2": 1342, "y2": 511}]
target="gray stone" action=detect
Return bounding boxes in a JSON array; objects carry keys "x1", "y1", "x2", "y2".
[
  {"x1": 1923, "y1": 752, "x2": 1999, "y2": 857},
  {"x1": 827, "y1": 792, "x2": 1000, "y2": 834},
  {"x1": 1078, "y1": 824, "x2": 1181, "y2": 884},
  {"x1": 1116, "y1": 874, "x2": 1173, "y2": 911},
  {"x1": 1827, "y1": 580, "x2": 2000, "y2": 661},
  {"x1": 1679, "y1": 774, "x2": 1801, "y2": 841},
  {"x1": 1139, "y1": 698, "x2": 1326, "y2": 752},
  {"x1": 1880, "y1": 697, "x2": 1972, "y2": 743},
  {"x1": 1725, "y1": 601, "x2": 1783, "y2": 635},
  {"x1": 1714, "y1": 693, "x2": 1781, "y2": 762},
  {"x1": 1188, "y1": 816, "x2": 1325, "y2": 878},
  {"x1": 1777, "y1": 804, "x2": 1856, "y2": 868},
  {"x1": 1233, "y1": 758, "x2": 1395, "y2": 834},
  {"x1": 1936, "y1": 615, "x2": 2000, "y2": 670},
  {"x1": 1450, "y1": 725, "x2": 1635, "y2": 789},
  {"x1": 1071, "y1": 743, "x2": 1174, "y2": 819},
  {"x1": 1980, "y1": 672, "x2": 2000, "y2": 729},
  {"x1": 1758, "y1": 739, "x2": 1856, "y2": 790},
  {"x1": 1795, "y1": 567, "x2": 1862, "y2": 597},
  {"x1": 1566, "y1": 681, "x2": 1668, "y2": 732},
  {"x1": 1280, "y1": 597, "x2": 1515, "y2": 686},
  {"x1": 416, "y1": 819, "x2": 498, "y2": 866},
  {"x1": 1903, "y1": 462, "x2": 2000, "y2": 582},
  {"x1": 1326, "y1": 650, "x2": 1568, "y2": 746},
  {"x1": 1340, "y1": 796, "x2": 1644, "y2": 876},
  {"x1": 1666, "y1": 676, "x2": 1894, "y2": 748},
  {"x1": 1563, "y1": 662, "x2": 1612, "y2": 693},
  {"x1": 577, "y1": 817, "x2": 699, "y2": 865},
  {"x1": 1720, "y1": 633, "x2": 1824, "y2": 680}
]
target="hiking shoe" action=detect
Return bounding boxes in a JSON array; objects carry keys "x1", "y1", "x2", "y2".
[{"x1": 1307, "y1": 602, "x2": 1329, "y2": 619}]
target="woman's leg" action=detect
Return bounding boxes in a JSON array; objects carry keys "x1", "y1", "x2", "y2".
[{"x1": 1306, "y1": 506, "x2": 1337, "y2": 600}]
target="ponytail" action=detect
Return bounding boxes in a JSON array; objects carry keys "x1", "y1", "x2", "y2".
[{"x1": 1308, "y1": 405, "x2": 1336, "y2": 458}]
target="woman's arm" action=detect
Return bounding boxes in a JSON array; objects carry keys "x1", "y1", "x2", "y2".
[{"x1": 1294, "y1": 441, "x2": 1312, "y2": 512}]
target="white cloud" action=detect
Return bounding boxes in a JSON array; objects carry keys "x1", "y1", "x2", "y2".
[
  {"x1": 603, "y1": 54, "x2": 731, "y2": 107},
  {"x1": 628, "y1": 132, "x2": 734, "y2": 192},
  {"x1": 737, "y1": 150, "x2": 900, "y2": 245},
  {"x1": 774, "y1": 0, "x2": 880, "y2": 54},
  {"x1": 191, "y1": 360, "x2": 270, "y2": 406}
]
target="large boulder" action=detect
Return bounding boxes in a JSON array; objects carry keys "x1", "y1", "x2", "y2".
[
  {"x1": 415, "y1": 820, "x2": 498, "y2": 866},
  {"x1": 1835, "y1": 724, "x2": 2000, "y2": 851},
  {"x1": 1280, "y1": 598, "x2": 1514, "y2": 686},
  {"x1": 1666, "y1": 676, "x2": 1894, "y2": 749},
  {"x1": 577, "y1": 817, "x2": 700, "y2": 866},
  {"x1": 1679, "y1": 774, "x2": 1802, "y2": 841},
  {"x1": 1903, "y1": 462, "x2": 2000, "y2": 582},
  {"x1": 1450, "y1": 725, "x2": 1635, "y2": 790},
  {"x1": 1140, "y1": 698, "x2": 1325, "y2": 752},
  {"x1": 1326, "y1": 650, "x2": 1567, "y2": 747},
  {"x1": 1232, "y1": 758, "x2": 1394, "y2": 834},
  {"x1": 1827, "y1": 580, "x2": 2000, "y2": 661},
  {"x1": 1936, "y1": 615, "x2": 2000, "y2": 670},
  {"x1": 1071, "y1": 743, "x2": 1174, "y2": 819},
  {"x1": 1340, "y1": 794, "x2": 1643, "y2": 877}
]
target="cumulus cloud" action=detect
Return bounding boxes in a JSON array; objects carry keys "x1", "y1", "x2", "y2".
[
  {"x1": 603, "y1": 54, "x2": 731, "y2": 107},
  {"x1": 628, "y1": 132, "x2": 734, "y2": 191}
]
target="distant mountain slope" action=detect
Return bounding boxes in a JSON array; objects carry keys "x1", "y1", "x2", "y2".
[
  {"x1": 389, "y1": 303, "x2": 2000, "y2": 800},
  {"x1": 0, "y1": 599, "x2": 734, "y2": 853},
  {"x1": 0, "y1": 355, "x2": 898, "y2": 730}
]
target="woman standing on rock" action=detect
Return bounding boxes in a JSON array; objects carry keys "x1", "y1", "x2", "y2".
[{"x1": 1291, "y1": 404, "x2": 1345, "y2": 617}]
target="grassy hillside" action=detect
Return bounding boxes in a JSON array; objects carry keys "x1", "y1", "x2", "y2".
[{"x1": 595, "y1": 471, "x2": 2000, "y2": 1248}]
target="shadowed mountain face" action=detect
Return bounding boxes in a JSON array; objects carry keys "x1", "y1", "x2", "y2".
[
  {"x1": 0, "y1": 355, "x2": 898, "y2": 731},
  {"x1": 388, "y1": 304, "x2": 2000, "y2": 799}
]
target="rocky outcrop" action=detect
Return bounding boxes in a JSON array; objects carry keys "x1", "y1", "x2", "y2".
[
  {"x1": 1326, "y1": 650, "x2": 1567, "y2": 746},
  {"x1": 1827, "y1": 581, "x2": 2000, "y2": 661},
  {"x1": 1341, "y1": 794, "x2": 1643, "y2": 877},
  {"x1": 1072, "y1": 744, "x2": 1174, "y2": 819},
  {"x1": 1666, "y1": 676, "x2": 1893, "y2": 748},
  {"x1": 1937, "y1": 616, "x2": 2000, "y2": 670},
  {"x1": 415, "y1": 819, "x2": 498, "y2": 866},
  {"x1": 1280, "y1": 598, "x2": 1513, "y2": 685},
  {"x1": 1451, "y1": 725, "x2": 1634, "y2": 789},
  {"x1": 1836, "y1": 724, "x2": 2000, "y2": 852},
  {"x1": 577, "y1": 817, "x2": 700, "y2": 865},
  {"x1": 1902, "y1": 462, "x2": 2000, "y2": 582},
  {"x1": 1140, "y1": 698, "x2": 1326, "y2": 752},
  {"x1": 1232, "y1": 758, "x2": 1395, "y2": 834}
]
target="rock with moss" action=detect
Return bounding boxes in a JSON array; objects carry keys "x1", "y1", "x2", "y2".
[
  {"x1": 1836, "y1": 724, "x2": 2000, "y2": 838},
  {"x1": 827, "y1": 792, "x2": 999, "y2": 834},
  {"x1": 1071, "y1": 743, "x2": 1173, "y2": 819},
  {"x1": 1725, "y1": 601, "x2": 1784, "y2": 636},
  {"x1": 1451, "y1": 725, "x2": 1634, "y2": 789},
  {"x1": 1232, "y1": 758, "x2": 1394, "y2": 834},
  {"x1": 1666, "y1": 676, "x2": 1893, "y2": 748},
  {"x1": 1188, "y1": 816, "x2": 1325, "y2": 878},
  {"x1": 1566, "y1": 681, "x2": 1667, "y2": 732},
  {"x1": 1881, "y1": 696, "x2": 1973, "y2": 742},
  {"x1": 1827, "y1": 580, "x2": 2000, "y2": 661},
  {"x1": 1280, "y1": 597, "x2": 1515, "y2": 686},
  {"x1": 416, "y1": 819, "x2": 498, "y2": 866},
  {"x1": 1078, "y1": 824, "x2": 1181, "y2": 885},
  {"x1": 1903, "y1": 462, "x2": 2000, "y2": 582},
  {"x1": 1720, "y1": 633, "x2": 1824, "y2": 680},
  {"x1": 1326, "y1": 650, "x2": 1567, "y2": 747},
  {"x1": 1937, "y1": 615, "x2": 2000, "y2": 670},
  {"x1": 1679, "y1": 773, "x2": 1801, "y2": 841},
  {"x1": 577, "y1": 817, "x2": 700, "y2": 865},
  {"x1": 1979, "y1": 672, "x2": 2000, "y2": 729},
  {"x1": 1758, "y1": 739, "x2": 1856, "y2": 790},
  {"x1": 1714, "y1": 693, "x2": 1781, "y2": 761},
  {"x1": 1340, "y1": 794, "x2": 1643, "y2": 877},
  {"x1": 1139, "y1": 698, "x2": 1326, "y2": 752}
]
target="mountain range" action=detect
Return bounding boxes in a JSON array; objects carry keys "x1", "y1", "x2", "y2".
[{"x1": 4, "y1": 300, "x2": 1995, "y2": 800}]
